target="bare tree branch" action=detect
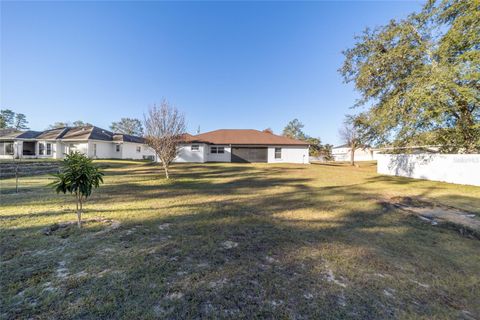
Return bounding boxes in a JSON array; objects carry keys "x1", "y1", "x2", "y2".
[
  {"x1": 339, "y1": 115, "x2": 365, "y2": 166},
  {"x1": 143, "y1": 100, "x2": 186, "y2": 179}
]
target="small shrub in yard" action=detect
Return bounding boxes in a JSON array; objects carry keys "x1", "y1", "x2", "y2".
[{"x1": 50, "y1": 152, "x2": 104, "y2": 228}]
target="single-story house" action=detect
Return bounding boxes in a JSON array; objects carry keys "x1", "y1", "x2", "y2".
[
  {"x1": 175, "y1": 129, "x2": 309, "y2": 164},
  {"x1": 0, "y1": 126, "x2": 156, "y2": 160}
]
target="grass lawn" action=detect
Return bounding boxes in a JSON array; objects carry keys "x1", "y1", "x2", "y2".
[{"x1": 1, "y1": 160, "x2": 479, "y2": 319}]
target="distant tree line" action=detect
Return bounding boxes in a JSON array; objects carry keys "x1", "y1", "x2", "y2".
[
  {"x1": 1, "y1": 108, "x2": 148, "y2": 138},
  {"x1": 48, "y1": 120, "x2": 93, "y2": 129},
  {"x1": 47, "y1": 118, "x2": 144, "y2": 136},
  {"x1": 0, "y1": 109, "x2": 29, "y2": 130},
  {"x1": 110, "y1": 118, "x2": 144, "y2": 136}
]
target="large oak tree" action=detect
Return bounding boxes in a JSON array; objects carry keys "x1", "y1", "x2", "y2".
[{"x1": 340, "y1": 0, "x2": 479, "y2": 152}]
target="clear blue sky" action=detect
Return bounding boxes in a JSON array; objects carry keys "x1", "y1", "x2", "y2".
[{"x1": 1, "y1": 1, "x2": 421, "y2": 145}]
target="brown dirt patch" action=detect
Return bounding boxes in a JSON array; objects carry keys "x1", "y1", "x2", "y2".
[
  {"x1": 42, "y1": 218, "x2": 120, "y2": 238},
  {"x1": 389, "y1": 196, "x2": 480, "y2": 238}
]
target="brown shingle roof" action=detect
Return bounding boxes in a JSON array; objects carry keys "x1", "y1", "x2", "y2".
[
  {"x1": 190, "y1": 129, "x2": 309, "y2": 146},
  {"x1": 180, "y1": 133, "x2": 209, "y2": 143}
]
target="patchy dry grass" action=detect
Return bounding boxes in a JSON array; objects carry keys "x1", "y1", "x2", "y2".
[{"x1": 1, "y1": 160, "x2": 479, "y2": 319}]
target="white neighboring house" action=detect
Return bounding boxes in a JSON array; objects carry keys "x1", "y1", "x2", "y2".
[
  {"x1": 331, "y1": 144, "x2": 441, "y2": 162},
  {"x1": 175, "y1": 129, "x2": 309, "y2": 164},
  {"x1": 0, "y1": 126, "x2": 156, "y2": 160},
  {"x1": 331, "y1": 145, "x2": 378, "y2": 162}
]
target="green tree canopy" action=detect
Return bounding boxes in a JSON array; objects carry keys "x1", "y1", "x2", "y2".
[
  {"x1": 50, "y1": 152, "x2": 104, "y2": 228},
  {"x1": 47, "y1": 121, "x2": 92, "y2": 129},
  {"x1": 0, "y1": 109, "x2": 29, "y2": 130},
  {"x1": 72, "y1": 120, "x2": 92, "y2": 127},
  {"x1": 110, "y1": 117, "x2": 144, "y2": 136},
  {"x1": 340, "y1": 0, "x2": 479, "y2": 152},
  {"x1": 282, "y1": 118, "x2": 306, "y2": 140},
  {"x1": 14, "y1": 113, "x2": 29, "y2": 130},
  {"x1": 0, "y1": 109, "x2": 15, "y2": 129},
  {"x1": 282, "y1": 118, "x2": 332, "y2": 157},
  {"x1": 47, "y1": 122, "x2": 70, "y2": 129}
]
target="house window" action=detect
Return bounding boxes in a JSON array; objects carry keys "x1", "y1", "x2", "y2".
[
  {"x1": 46, "y1": 143, "x2": 52, "y2": 155},
  {"x1": 116, "y1": 144, "x2": 120, "y2": 152},
  {"x1": 0, "y1": 142, "x2": 14, "y2": 155},
  {"x1": 39, "y1": 143, "x2": 45, "y2": 155},
  {"x1": 210, "y1": 146, "x2": 224, "y2": 154},
  {"x1": 5, "y1": 142, "x2": 14, "y2": 155},
  {"x1": 93, "y1": 144, "x2": 97, "y2": 156},
  {"x1": 275, "y1": 147, "x2": 282, "y2": 159},
  {"x1": 136, "y1": 146, "x2": 141, "y2": 153},
  {"x1": 191, "y1": 144, "x2": 199, "y2": 151}
]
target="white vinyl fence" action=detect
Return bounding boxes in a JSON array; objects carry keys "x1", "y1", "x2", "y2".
[{"x1": 376, "y1": 154, "x2": 480, "y2": 187}]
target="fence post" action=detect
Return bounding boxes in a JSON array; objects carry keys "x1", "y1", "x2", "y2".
[{"x1": 15, "y1": 163, "x2": 19, "y2": 193}]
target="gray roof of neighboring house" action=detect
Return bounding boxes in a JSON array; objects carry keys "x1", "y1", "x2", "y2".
[
  {"x1": 0, "y1": 126, "x2": 145, "y2": 143},
  {"x1": 0, "y1": 129, "x2": 42, "y2": 140},
  {"x1": 60, "y1": 126, "x2": 115, "y2": 141},
  {"x1": 113, "y1": 133, "x2": 145, "y2": 143}
]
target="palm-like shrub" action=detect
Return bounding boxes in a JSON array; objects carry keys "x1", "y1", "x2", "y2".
[{"x1": 50, "y1": 152, "x2": 104, "y2": 228}]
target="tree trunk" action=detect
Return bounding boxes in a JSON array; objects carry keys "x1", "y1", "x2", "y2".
[
  {"x1": 15, "y1": 164, "x2": 19, "y2": 193},
  {"x1": 77, "y1": 210, "x2": 82, "y2": 229},
  {"x1": 76, "y1": 194, "x2": 82, "y2": 229},
  {"x1": 350, "y1": 147, "x2": 355, "y2": 166},
  {"x1": 163, "y1": 163, "x2": 170, "y2": 179}
]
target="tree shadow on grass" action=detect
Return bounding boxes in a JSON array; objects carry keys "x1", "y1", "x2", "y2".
[
  {"x1": 2, "y1": 164, "x2": 480, "y2": 319},
  {"x1": 366, "y1": 174, "x2": 438, "y2": 186}
]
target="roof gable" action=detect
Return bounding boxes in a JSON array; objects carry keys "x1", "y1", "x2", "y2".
[
  {"x1": 61, "y1": 126, "x2": 115, "y2": 141},
  {"x1": 36, "y1": 127, "x2": 69, "y2": 140}
]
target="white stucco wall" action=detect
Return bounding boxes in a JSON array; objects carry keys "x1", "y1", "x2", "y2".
[
  {"x1": 75, "y1": 141, "x2": 157, "y2": 160},
  {"x1": 15, "y1": 141, "x2": 22, "y2": 158},
  {"x1": 377, "y1": 154, "x2": 480, "y2": 187},
  {"x1": 267, "y1": 146, "x2": 309, "y2": 164},
  {"x1": 175, "y1": 144, "x2": 207, "y2": 163},
  {"x1": 206, "y1": 145, "x2": 231, "y2": 162},
  {"x1": 121, "y1": 142, "x2": 156, "y2": 160},
  {"x1": 173, "y1": 144, "x2": 309, "y2": 163},
  {"x1": 0, "y1": 141, "x2": 22, "y2": 159},
  {"x1": 88, "y1": 140, "x2": 114, "y2": 159},
  {"x1": 54, "y1": 141, "x2": 65, "y2": 159}
]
